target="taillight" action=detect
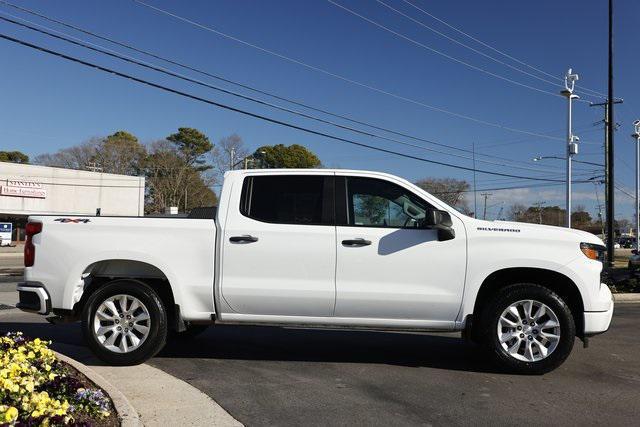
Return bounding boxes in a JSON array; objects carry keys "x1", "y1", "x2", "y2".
[{"x1": 24, "y1": 222, "x2": 42, "y2": 267}]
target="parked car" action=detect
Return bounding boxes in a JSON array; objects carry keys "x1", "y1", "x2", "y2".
[
  {"x1": 618, "y1": 237, "x2": 635, "y2": 249},
  {"x1": 17, "y1": 169, "x2": 613, "y2": 374},
  {"x1": 628, "y1": 250, "x2": 640, "y2": 273}
]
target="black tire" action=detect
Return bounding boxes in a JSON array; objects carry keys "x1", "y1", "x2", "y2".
[
  {"x1": 171, "y1": 324, "x2": 209, "y2": 340},
  {"x1": 479, "y1": 283, "x2": 576, "y2": 375},
  {"x1": 81, "y1": 279, "x2": 168, "y2": 366}
]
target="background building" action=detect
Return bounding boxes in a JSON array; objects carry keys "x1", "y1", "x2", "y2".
[{"x1": 0, "y1": 161, "x2": 145, "y2": 242}]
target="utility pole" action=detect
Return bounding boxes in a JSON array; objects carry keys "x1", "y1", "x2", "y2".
[
  {"x1": 560, "y1": 68, "x2": 580, "y2": 228},
  {"x1": 632, "y1": 120, "x2": 640, "y2": 251},
  {"x1": 606, "y1": 0, "x2": 615, "y2": 267},
  {"x1": 481, "y1": 192, "x2": 491, "y2": 220},
  {"x1": 533, "y1": 201, "x2": 546, "y2": 224},
  {"x1": 472, "y1": 141, "x2": 478, "y2": 217},
  {"x1": 590, "y1": 98, "x2": 623, "y2": 242},
  {"x1": 230, "y1": 147, "x2": 236, "y2": 171}
]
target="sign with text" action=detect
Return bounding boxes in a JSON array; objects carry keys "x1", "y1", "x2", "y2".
[
  {"x1": 1, "y1": 179, "x2": 46, "y2": 198},
  {"x1": 0, "y1": 223, "x2": 11, "y2": 246}
]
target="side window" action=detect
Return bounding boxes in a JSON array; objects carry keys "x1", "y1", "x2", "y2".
[
  {"x1": 344, "y1": 177, "x2": 432, "y2": 228},
  {"x1": 240, "y1": 175, "x2": 334, "y2": 225}
]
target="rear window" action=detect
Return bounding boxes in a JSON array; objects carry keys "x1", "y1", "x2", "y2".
[{"x1": 240, "y1": 175, "x2": 333, "y2": 225}]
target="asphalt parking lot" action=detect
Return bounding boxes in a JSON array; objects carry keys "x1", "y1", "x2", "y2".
[{"x1": 1, "y1": 278, "x2": 639, "y2": 426}]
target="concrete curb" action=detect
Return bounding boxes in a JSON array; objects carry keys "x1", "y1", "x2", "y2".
[
  {"x1": 53, "y1": 351, "x2": 141, "y2": 427},
  {"x1": 613, "y1": 293, "x2": 640, "y2": 303}
]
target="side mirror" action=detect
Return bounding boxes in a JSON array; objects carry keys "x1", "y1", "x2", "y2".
[{"x1": 421, "y1": 209, "x2": 455, "y2": 241}]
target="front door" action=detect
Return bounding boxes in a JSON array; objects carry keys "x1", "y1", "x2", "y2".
[
  {"x1": 220, "y1": 173, "x2": 336, "y2": 317},
  {"x1": 334, "y1": 175, "x2": 466, "y2": 323}
]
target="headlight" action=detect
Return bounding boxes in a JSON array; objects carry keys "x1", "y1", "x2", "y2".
[{"x1": 580, "y1": 242, "x2": 606, "y2": 262}]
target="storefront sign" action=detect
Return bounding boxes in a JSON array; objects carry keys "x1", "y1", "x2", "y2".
[{"x1": 0, "y1": 179, "x2": 47, "y2": 198}]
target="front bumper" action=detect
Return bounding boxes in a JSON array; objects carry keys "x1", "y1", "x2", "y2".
[
  {"x1": 583, "y1": 284, "x2": 614, "y2": 335},
  {"x1": 16, "y1": 282, "x2": 50, "y2": 315}
]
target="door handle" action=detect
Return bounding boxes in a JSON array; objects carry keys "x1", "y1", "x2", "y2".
[
  {"x1": 229, "y1": 235, "x2": 259, "y2": 244},
  {"x1": 342, "y1": 238, "x2": 371, "y2": 247}
]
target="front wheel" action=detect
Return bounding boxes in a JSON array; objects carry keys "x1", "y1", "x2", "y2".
[
  {"x1": 81, "y1": 280, "x2": 168, "y2": 365},
  {"x1": 481, "y1": 283, "x2": 576, "y2": 375}
]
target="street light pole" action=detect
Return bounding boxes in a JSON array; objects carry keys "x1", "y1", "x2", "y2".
[
  {"x1": 561, "y1": 69, "x2": 580, "y2": 228},
  {"x1": 633, "y1": 120, "x2": 640, "y2": 251}
]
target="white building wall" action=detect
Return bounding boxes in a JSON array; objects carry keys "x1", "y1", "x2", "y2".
[{"x1": 0, "y1": 162, "x2": 145, "y2": 216}]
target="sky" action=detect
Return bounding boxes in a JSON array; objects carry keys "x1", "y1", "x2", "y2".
[{"x1": 0, "y1": 0, "x2": 639, "y2": 221}]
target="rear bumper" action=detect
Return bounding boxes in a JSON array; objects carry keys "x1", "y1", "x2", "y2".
[
  {"x1": 583, "y1": 284, "x2": 614, "y2": 335},
  {"x1": 16, "y1": 282, "x2": 50, "y2": 315}
]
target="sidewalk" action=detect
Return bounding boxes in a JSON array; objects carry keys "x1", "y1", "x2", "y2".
[
  {"x1": 0, "y1": 308, "x2": 242, "y2": 426},
  {"x1": 55, "y1": 342, "x2": 242, "y2": 427}
]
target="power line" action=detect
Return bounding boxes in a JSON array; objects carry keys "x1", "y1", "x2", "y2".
[
  {"x1": 0, "y1": 14, "x2": 565, "y2": 175},
  {"x1": 0, "y1": 2, "x2": 575, "y2": 170},
  {"x1": 399, "y1": 0, "x2": 608, "y2": 99},
  {"x1": 326, "y1": 0, "x2": 585, "y2": 102},
  {"x1": 614, "y1": 182, "x2": 635, "y2": 199},
  {"x1": 376, "y1": 0, "x2": 599, "y2": 99},
  {"x1": 478, "y1": 125, "x2": 603, "y2": 149},
  {"x1": 130, "y1": 0, "x2": 568, "y2": 142},
  {"x1": 0, "y1": 31, "x2": 578, "y2": 183}
]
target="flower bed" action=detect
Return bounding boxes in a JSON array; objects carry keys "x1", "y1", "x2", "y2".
[{"x1": 0, "y1": 332, "x2": 118, "y2": 426}]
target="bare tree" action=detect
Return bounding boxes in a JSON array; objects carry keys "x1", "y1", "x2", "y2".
[
  {"x1": 415, "y1": 177, "x2": 471, "y2": 214},
  {"x1": 213, "y1": 134, "x2": 249, "y2": 176},
  {"x1": 507, "y1": 203, "x2": 529, "y2": 222},
  {"x1": 33, "y1": 139, "x2": 100, "y2": 170}
]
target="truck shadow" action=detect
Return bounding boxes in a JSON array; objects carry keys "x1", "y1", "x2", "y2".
[{"x1": 0, "y1": 321, "x2": 500, "y2": 373}]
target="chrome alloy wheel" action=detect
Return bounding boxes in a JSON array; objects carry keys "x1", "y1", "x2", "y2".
[
  {"x1": 497, "y1": 299, "x2": 561, "y2": 362},
  {"x1": 93, "y1": 294, "x2": 151, "y2": 353}
]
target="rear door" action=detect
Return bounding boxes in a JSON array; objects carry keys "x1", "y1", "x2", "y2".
[
  {"x1": 220, "y1": 173, "x2": 336, "y2": 316},
  {"x1": 334, "y1": 175, "x2": 466, "y2": 323}
]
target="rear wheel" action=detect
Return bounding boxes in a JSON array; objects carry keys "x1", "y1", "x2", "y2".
[
  {"x1": 81, "y1": 279, "x2": 167, "y2": 365},
  {"x1": 480, "y1": 283, "x2": 576, "y2": 374}
]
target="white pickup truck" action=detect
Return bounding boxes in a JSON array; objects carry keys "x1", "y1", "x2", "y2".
[{"x1": 18, "y1": 169, "x2": 613, "y2": 374}]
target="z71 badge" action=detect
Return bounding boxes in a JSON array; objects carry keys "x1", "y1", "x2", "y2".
[{"x1": 54, "y1": 218, "x2": 91, "y2": 223}]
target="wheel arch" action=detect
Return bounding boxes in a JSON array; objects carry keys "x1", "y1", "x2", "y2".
[
  {"x1": 68, "y1": 259, "x2": 185, "y2": 332},
  {"x1": 471, "y1": 267, "x2": 585, "y2": 339}
]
